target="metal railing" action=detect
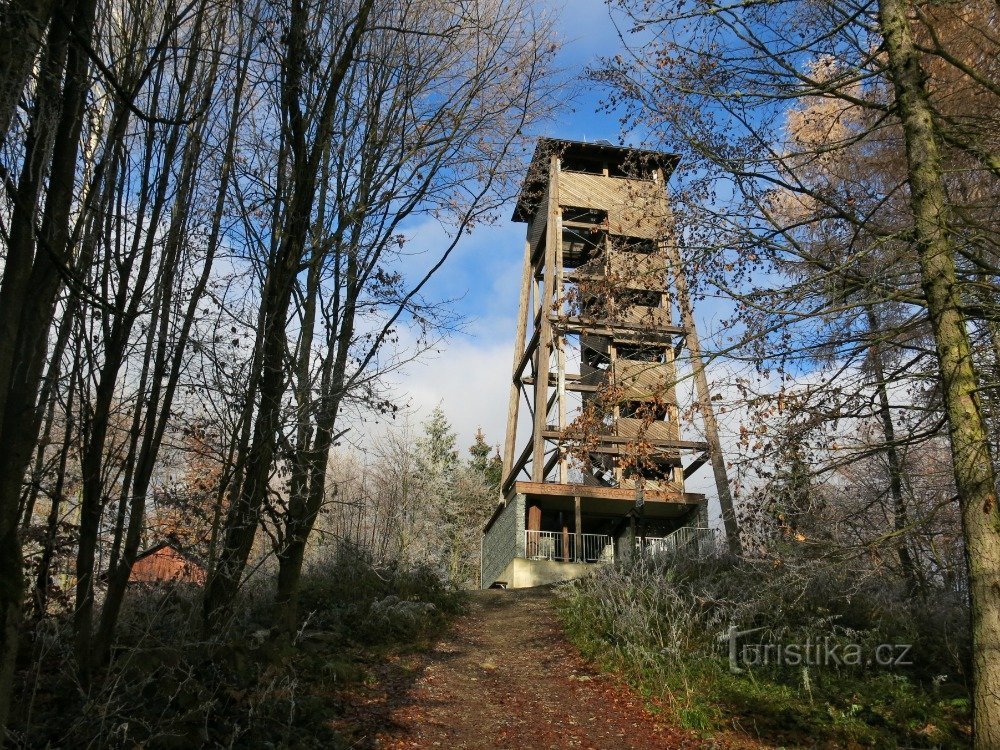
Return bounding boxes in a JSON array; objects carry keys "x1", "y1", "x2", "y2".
[
  {"x1": 525, "y1": 530, "x2": 572, "y2": 561},
  {"x1": 579, "y1": 533, "x2": 614, "y2": 563},
  {"x1": 636, "y1": 526, "x2": 717, "y2": 557},
  {"x1": 524, "y1": 531, "x2": 614, "y2": 563}
]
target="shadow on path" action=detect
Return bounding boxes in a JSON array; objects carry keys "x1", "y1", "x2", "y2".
[{"x1": 334, "y1": 586, "x2": 713, "y2": 749}]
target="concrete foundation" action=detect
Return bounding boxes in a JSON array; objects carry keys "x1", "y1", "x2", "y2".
[{"x1": 490, "y1": 557, "x2": 604, "y2": 589}]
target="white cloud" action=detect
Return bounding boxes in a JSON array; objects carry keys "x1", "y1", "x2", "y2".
[
  {"x1": 404, "y1": 337, "x2": 513, "y2": 450},
  {"x1": 361, "y1": 335, "x2": 514, "y2": 454}
]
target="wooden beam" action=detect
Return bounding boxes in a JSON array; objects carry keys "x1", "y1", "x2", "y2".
[
  {"x1": 521, "y1": 372, "x2": 583, "y2": 383},
  {"x1": 561, "y1": 219, "x2": 605, "y2": 231},
  {"x1": 574, "y1": 496, "x2": 582, "y2": 562},
  {"x1": 532, "y1": 248, "x2": 546, "y2": 279},
  {"x1": 556, "y1": 216, "x2": 568, "y2": 483},
  {"x1": 579, "y1": 445, "x2": 683, "y2": 463},
  {"x1": 683, "y1": 451, "x2": 711, "y2": 479},
  {"x1": 663, "y1": 323, "x2": 682, "y2": 485},
  {"x1": 540, "y1": 430, "x2": 708, "y2": 452},
  {"x1": 521, "y1": 385, "x2": 533, "y2": 418},
  {"x1": 513, "y1": 480, "x2": 702, "y2": 505},
  {"x1": 513, "y1": 324, "x2": 540, "y2": 383},
  {"x1": 542, "y1": 447, "x2": 561, "y2": 480},
  {"x1": 545, "y1": 387, "x2": 558, "y2": 415},
  {"x1": 502, "y1": 238, "x2": 533, "y2": 487},
  {"x1": 550, "y1": 315, "x2": 685, "y2": 337},
  {"x1": 526, "y1": 503, "x2": 542, "y2": 558},
  {"x1": 659, "y1": 182, "x2": 742, "y2": 556},
  {"x1": 521, "y1": 375, "x2": 600, "y2": 393},
  {"x1": 530, "y1": 232, "x2": 546, "y2": 269},
  {"x1": 531, "y1": 154, "x2": 560, "y2": 481},
  {"x1": 502, "y1": 438, "x2": 533, "y2": 494},
  {"x1": 527, "y1": 503, "x2": 541, "y2": 531}
]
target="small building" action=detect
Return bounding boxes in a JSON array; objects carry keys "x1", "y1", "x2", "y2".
[
  {"x1": 129, "y1": 542, "x2": 206, "y2": 585},
  {"x1": 482, "y1": 138, "x2": 728, "y2": 589}
]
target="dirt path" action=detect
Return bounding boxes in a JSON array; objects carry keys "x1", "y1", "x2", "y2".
[{"x1": 334, "y1": 587, "x2": 721, "y2": 749}]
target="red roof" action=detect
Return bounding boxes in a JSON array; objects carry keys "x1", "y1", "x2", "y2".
[{"x1": 129, "y1": 543, "x2": 206, "y2": 585}]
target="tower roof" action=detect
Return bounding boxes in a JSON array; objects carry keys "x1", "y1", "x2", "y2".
[{"x1": 511, "y1": 137, "x2": 680, "y2": 223}]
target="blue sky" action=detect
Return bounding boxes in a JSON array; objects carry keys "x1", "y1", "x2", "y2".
[
  {"x1": 382, "y1": 0, "x2": 743, "y2": 485},
  {"x1": 409, "y1": 0, "x2": 628, "y2": 339},
  {"x1": 371, "y1": 0, "x2": 762, "y2": 527},
  {"x1": 385, "y1": 0, "x2": 632, "y2": 451}
]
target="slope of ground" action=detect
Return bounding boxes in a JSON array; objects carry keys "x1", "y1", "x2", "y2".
[{"x1": 332, "y1": 586, "x2": 756, "y2": 749}]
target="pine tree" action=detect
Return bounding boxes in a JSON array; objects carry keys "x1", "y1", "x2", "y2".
[
  {"x1": 414, "y1": 407, "x2": 460, "y2": 578},
  {"x1": 468, "y1": 428, "x2": 503, "y2": 493},
  {"x1": 768, "y1": 436, "x2": 814, "y2": 535},
  {"x1": 417, "y1": 406, "x2": 459, "y2": 480}
]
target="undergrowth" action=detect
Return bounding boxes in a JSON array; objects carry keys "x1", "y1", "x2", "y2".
[
  {"x1": 555, "y1": 549, "x2": 971, "y2": 748},
  {"x1": 11, "y1": 541, "x2": 463, "y2": 748}
]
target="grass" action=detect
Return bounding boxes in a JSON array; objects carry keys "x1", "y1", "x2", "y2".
[
  {"x1": 11, "y1": 542, "x2": 464, "y2": 748},
  {"x1": 554, "y1": 552, "x2": 972, "y2": 748}
]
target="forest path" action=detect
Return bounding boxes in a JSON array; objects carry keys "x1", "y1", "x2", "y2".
[{"x1": 334, "y1": 586, "x2": 720, "y2": 749}]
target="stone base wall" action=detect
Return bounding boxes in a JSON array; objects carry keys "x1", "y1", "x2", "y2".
[
  {"x1": 480, "y1": 494, "x2": 525, "y2": 588},
  {"x1": 491, "y1": 557, "x2": 600, "y2": 589}
]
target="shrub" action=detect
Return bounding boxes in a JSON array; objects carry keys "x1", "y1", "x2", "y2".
[
  {"x1": 11, "y1": 541, "x2": 462, "y2": 748},
  {"x1": 556, "y1": 548, "x2": 972, "y2": 747},
  {"x1": 295, "y1": 540, "x2": 462, "y2": 643}
]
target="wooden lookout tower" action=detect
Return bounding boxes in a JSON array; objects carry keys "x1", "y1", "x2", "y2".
[{"x1": 481, "y1": 138, "x2": 738, "y2": 589}]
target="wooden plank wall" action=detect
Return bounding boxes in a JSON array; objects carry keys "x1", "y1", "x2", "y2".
[{"x1": 558, "y1": 172, "x2": 670, "y2": 239}]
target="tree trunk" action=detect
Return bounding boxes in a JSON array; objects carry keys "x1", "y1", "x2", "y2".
[
  {"x1": 0, "y1": 0, "x2": 92, "y2": 736},
  {"x1": 274, "y1": 229, "x2": 354, "y2": 633},
  {"x1": 32, "y1": 366, "x2": 77, "y2": 619},
  {"x1": 879, "y1": 1, "x2": 1000, "y2": 745},
  {"x1": 203, "y1": 0, "x2": 374, "y2": 629},
  {"x1": 275, "y1": 420, "x2": 338, "y2": 633},
  {"x1": 0, "y1": 0, "x2": 55, "y2": 147},
  {"x1": 865, "y1": 306, "x2": 919, "y2": 591}
]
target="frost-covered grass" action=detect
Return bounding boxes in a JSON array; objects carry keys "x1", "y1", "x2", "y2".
[
  {"x1": 12, "y1": 541, "x2": 463, "y2": 748},
  {"x1": 556, "y1": 550, "x2": 972, "y2": 748}
]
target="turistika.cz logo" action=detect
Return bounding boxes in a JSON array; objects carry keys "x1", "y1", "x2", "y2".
[{"x1": 722, "y1": 626, "x2": 913, "y2": 674}]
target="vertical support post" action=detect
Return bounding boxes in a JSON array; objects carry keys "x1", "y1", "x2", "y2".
[
  {"x1": 662, "y1": 266, "x2": 683, "y2": 487},
  {"x1": 665, "y1": 339, "x2": 684, "y2": 486},
  {"x1": 574, "y1": 495, "x2": 582, "y2": 562},
  {"x1": 556, "y1": 209, "x2": 568, "y2": 483},
  {"x1": 557, "y1": 336, "x2": 567, "y2": 483},
  {"x1": 609, "y1": 342, "x2": 624, "y2": 487},
  {"x1": 502, "y1": 238, "x2": 533, "y2": 491},
  {"x1": 657, "y1": 170, "x2": 742, "y2": 556},
  {"x1": 531, "y1": 153, "x2": 560, "y2": 481},
  {"x1": 526, "y1": 502, "x2": 541, "y2": 559},
  {"x1": 629, "y1": 511, "x2": 637, "y2": 558}
]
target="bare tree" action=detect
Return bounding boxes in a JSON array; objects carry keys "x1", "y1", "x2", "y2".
[
  {"x1": 200, "y1": 0, "x2": 378, "y2": 628},
  {"x1": 87, "y1": 0, "x2": 251, "y2": 673},
  {"x1": 0, "y1": 0, "x2": 100, "y2": 731},
  {"x1": 593, "y1": 0, "x2": 1000, "y2": 741},
  {"x1": 0, "y1": 0, "x2": 56, "y2": 146},
  {"x1": 269, "y1": 0, "x2": 557, "y2": 633}
]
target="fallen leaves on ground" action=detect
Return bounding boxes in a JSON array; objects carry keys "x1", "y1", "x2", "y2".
[{"x1": 330, "y1": 587, "x2": 763, "y2": 750}]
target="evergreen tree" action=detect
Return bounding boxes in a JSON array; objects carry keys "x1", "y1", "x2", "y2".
[
  {"x1": 768, "y1": 436, "x2": 814, "y2": 535},
  {"x1": 414, "y1": 407, "x2": 462, "y2": 579},
  {"x1": 468, "y1": 428, "x2": 503, "y2": 493},
  {"x1": 416, "y1": 406, "x2": 459, "y2": 480}
]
